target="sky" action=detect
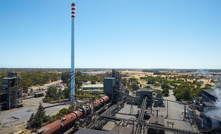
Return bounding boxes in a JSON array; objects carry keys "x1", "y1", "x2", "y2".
[{"x1": 0, "y1": 0, "x2": 221, "y2": 69}]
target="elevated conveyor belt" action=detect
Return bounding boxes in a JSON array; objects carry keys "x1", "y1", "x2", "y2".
[
  {"x1": 114, "y1": 89, "x2": 140, "y2": 100},
  {"x1": 135, "y1": 96, "x2": 147, "y2": 134}
]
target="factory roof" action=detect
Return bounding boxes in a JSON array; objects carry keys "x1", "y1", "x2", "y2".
[
  {"x1": 203, "y1": 102, "x2": 214, "y2": 107},
  {"x1": 75, "y1": 128, "x2": 118, "y2": 134},
  {"x1": 149, "y1": 115, "x2": 165, "y2": 126},
  {"x1": 82, "y1": 84, "x2": 103, "y2": 88},
  {"x1": 2, "y1": 77, "x2": 16, "y2": 80},
  {"x1": 104, "y1": 77, "x2": 115, "y2": 79},
  {"x1": 83, "y1": 89, "x2": 103, "y2": 91},
  {"x1": 203, "y1": 89, "x2": 220, "y2": 98}
]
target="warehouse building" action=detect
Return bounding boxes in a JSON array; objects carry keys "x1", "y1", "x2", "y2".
[{"x1": 82, "y1": 84, "x2": 103, "y2": 90}]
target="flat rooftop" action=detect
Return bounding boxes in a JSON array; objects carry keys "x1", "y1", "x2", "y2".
[
  {"x1": 203, "y1": 102, "x2": 214, "y2": 107},
  {"x1": 82, "y1": 84, "x2": 103, "y2": 88},
  {"x1": 2, "y1": 77, "x2": 16, "y2": 80},
  {"x1": 203, "y1": 89, "x2": 221, "y2": 98}
]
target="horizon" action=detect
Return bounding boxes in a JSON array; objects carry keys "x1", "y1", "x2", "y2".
[{"x1": 1, "y1": 67, "x2": 221, "y2": 70}]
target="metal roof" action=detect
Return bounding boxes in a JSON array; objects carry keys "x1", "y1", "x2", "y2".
[
  {"x1": 82, "y1": 84, "x2": 103, "y2": 88},
  {"x1": 203, "y1": 102, "x2": 214, "y2": 107},
  {"x1": 104, "y1": 77, "x2": 116, "y2": 79},
  {"x1": 203, "y1": 89, "x2": 220, "y2": 98},
  {"x1": 2, "y1": 77, "x2": 16, "y2": 80},
  {"x1": 75, "y1": 129, "x2": 118, "y2": 134}
]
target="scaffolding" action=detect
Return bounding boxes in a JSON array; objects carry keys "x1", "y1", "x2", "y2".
[{"x1": 0, "y1": 73, "x2": 22, "y2": 110}]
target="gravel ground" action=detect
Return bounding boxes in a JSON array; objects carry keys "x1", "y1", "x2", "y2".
[
  {"x1": 163, "y1": 90, "x2": 199, "y2": 133},
  {"x1": 0, "y1": 96, "x2": 69, "y2": 134}
]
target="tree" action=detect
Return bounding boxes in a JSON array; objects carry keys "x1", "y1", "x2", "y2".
[
  {"x1": 35, "y1": 103, "x2": 45, "y2": 127},
  {"x1": 122, "y1": 78, "x2": 127, "y2": 87},
  {"x1": 156, "y1": 90, "x2": 162, "y2": 94},
  {"x1": 205, "y1": 84, "x2": 212, "y2": 89},
  {"x1": 129, "y1": 77, "x2": 138, "y2": 83},
  {"x1": 27, "y1": 103, "x2": 46, "y2": 128},
  {"x1": 91, "y1": 80, "x2": 96, "y2": 84},
  {"x1": 162, "y1": 88, "x2": 169, "y2": 96},
  {"x1": 183, "y1": 88, "x2": 190, "y2": 101},
  {"x1": 27, "y1": 113, "x2": 35, "y2": 128},
  {"x1": 46, "y1": 87, "x2": 57, "y2": 98},
  {"x1": 75, "y1": 76, "x2": 83, "y2": 88},
  {"x1": 147, "y1": 78, "x2": 155, "y2": 84},
  {"x1": 63, "y1": 87, "x2": 71, "y2": 98},
  {"x1": 61, "y1": 72, "x2": 71, "y2": 83},
  {"x1": 161, "y1": 83, "x2": 169, "y2": 89},
  {"x1": 22, "y1": 79, "x2": 32, "y2": 93},
  {"x1": 131, "y1": 83, "x2": 139, "y2": 90}
]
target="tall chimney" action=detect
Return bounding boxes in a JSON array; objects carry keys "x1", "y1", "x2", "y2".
[{"x1": 70, "y1": 3, "x2": 76, "y2": 105}]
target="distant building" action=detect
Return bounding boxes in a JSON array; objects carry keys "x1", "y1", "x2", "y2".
[
  {"x1": 82, "y1": 84, "x2": 103, "y2": 90},
  {"x1": 83, "y1": 89, "x2": 103, "y2": 95}
]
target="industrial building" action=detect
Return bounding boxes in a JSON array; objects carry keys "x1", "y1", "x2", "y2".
[
  {"x1": 0, "y1": 73, "x2": 22, "y2": 110},
  {"x1": 136, "y1": 88, "x2": 152, "y2": 108},
  {"x1": 83, "y1": 89, "x2": 103, "y2": 95},
  {"x1": 82, "y1": 84, "x2": 103, "y2": 90},
  {"x1": 202, "y1": 89, "x2": 221, "y2": 133}
]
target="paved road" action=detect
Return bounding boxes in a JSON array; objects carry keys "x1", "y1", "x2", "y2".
[{"x1": 164, "y1": 90, "x2": 197, "y2": 133}]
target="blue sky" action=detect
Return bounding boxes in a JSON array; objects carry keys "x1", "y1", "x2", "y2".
[{"x1": 0, "y1": 0, "x2": 221, "y2": 69}]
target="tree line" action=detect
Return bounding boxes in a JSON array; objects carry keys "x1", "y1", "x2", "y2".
[
  {"x1": 20, "y1": 71, "x2": 61, "y2": 93},
  {"x1": 140, "y1": 75, "x2": 212, "y2": 100}
]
